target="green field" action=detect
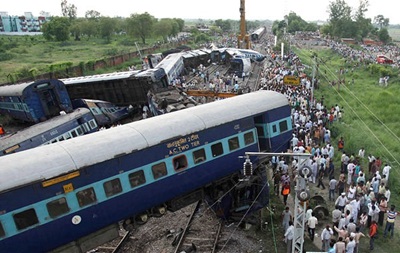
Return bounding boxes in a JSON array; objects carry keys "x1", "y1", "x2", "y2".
[{"x1": 0, "y1": 35, "x2": 183, "y2": 84}]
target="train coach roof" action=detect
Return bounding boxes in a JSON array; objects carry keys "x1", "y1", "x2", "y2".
[
  {"x1": 0, "y1": 90, "x2": 288, "y2": 192},
  {"x1": 61, "y1": 70, "x2": 142, "y2": 85},
  {"x1": 0, "y1": 108, "x2": 91, "y2": 151},
  {"x1": 0, "y1": 81, "x2": 39, "y2": 96}
]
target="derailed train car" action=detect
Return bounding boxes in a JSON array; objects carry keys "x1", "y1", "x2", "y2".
[
  {"x1": 61, "y1": 70, "x2": 144, "y2": 107},
  {"x1": 0, "y1": 91, "x2": 292, "y2": 252},
  {"x1": 0, "y1": 79, "x2": 73, "y2": 123},
  {"x1": 0, "y1": 108, "x2": 98, "y2": 156}
]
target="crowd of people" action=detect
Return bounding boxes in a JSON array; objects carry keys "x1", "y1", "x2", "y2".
[{"x1": 253, "y1": 36, "x2": 398, "y2": 253}]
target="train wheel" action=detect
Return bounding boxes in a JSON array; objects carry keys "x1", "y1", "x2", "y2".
[
  {"x1": 122, "y1": 218, "x2": 135, "y2": 231},
  {"x1": 152, "y1": 206, "x2": 167, "y2": 217},
  {"x1": 135, "y1": 213, "x2": 149, "y2": 225}
]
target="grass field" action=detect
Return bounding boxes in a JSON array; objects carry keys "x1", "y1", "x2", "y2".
[
  {"x1": 0, "y1": 35, "x2": 180, "y2": 84},
  {"x1": 389, "y1": 27, "x2": 400, "y2": 42}
]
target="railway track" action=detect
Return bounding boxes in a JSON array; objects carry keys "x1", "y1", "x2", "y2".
[
  {"x1": 173, "y1": 201, "x2": 224, "y2": 253},
  {"x1": 93, "y1": 230, "x2": 130, "y2": 253}
]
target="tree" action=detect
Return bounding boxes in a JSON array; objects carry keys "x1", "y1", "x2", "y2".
[
  {"x1": 80, "y1": 19, "x2": 99, "y2": 39},
  {"x1": 154, "y1": 19, "x2": 173, "y2": 42},
  {"x1": 42, "y1": 16, "x2": 71, "y2": 41},
  {"x1": 99, "y1": 17, "x2": 117, "y2": 43},
  {"x1": 85, "y1": 10, "x2": 101, "y2": 19},
  {"x1": 327, "y1": 0, "x2": 353, "y2": 38},
  {"x1": 70, "y1": 20, "x2": 82, "y2": 41},
  {"x1": 215, "y1": 19, "x2": 232, "y2": 32},
  {"x1": 61, "y1": 0, "x2": 77, "y2": 20},
  {"x1": 378, "y1": 28, "x2": 391, "y2": 43},
  {"x1": 173, "y1": 18, "x2": 185, "y2": 32},
  {"x1": 126, "y1": 12, "x2": 156, "y2": 44},
  {"x1": 353, "y1": 0, "x2": 374, "y2": 40},
  {"x1": 374, "y1": 15, "x2": 389, "y2": 29}
]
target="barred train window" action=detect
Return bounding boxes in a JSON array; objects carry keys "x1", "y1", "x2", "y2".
[
  {"x1": 129, "y1": 170, "x2": 146, "y2": 188},
  {"x1": 47, "y1": 197, "x2": 70, "y2": 218},
  {"x1": 228, "y1": 137, "x2": 240, "y2": 151},
  {"x1": 244, "y1": 132, "x2": 255, "y2": 145},
  {"x1": 173, "y1": 156, "x2": 188, "y2": 171},
  {"x1": 272, "y1": 125, "x2": 277, "y2": 133},
  {"x1": 103, "y1": 178, "x2": 122, "y2": 197},
  {"x1": 0, "y1": 222, "x2": 5, "y2": 237},
  {"x1": 152, "y1": 162, "x2": 167, "y2": 179},
  {"x1": 211, "y1": 143, "x2": 223, "y2": 157},
  {"x1": 76, "y1": 187, "x2": 97, "y2": 207},
  {"x1": 13, "y1": 208, "x2": 39, "y2": 230},
  {"x1": 279, "y1": 120, "x2": 288, "y2": 132},
  {"x1": 193, "y1": 148, "x2": 206, "y2": 164}
]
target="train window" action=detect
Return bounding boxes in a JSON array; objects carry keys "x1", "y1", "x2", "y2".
[
  {"x1": 58, "y1": 136, "x2": 65, "y2": 141},
  {"x1": 211, "y1": 143, "x2": 223, "y2": 157},
  {"x1": 228, "y1": 137, "x2": 240, "y2": 151},
  {"x1": 82, "y1": 123, "x2": 90, "y2": 133},
  {"x1": 279, "y1": 120, "x2": 288, "y2": 132},
  {"x1": 192, "y1": 149, "x2": 206, "y2": 164},
  {"x1": 104, "y1": 178, "x2": 122, "y2": 197},
  {"x1": 89, "y1": 120, "x2": 97, "y2": 129},
  {"x1": 76, "y1": 187, "x2": 97, "y2": 207},
  {"x1": 47, "y1": 197, "x2": 70, "y2": 218},
  {"x1": 244, "y1": 132, "x2": 255, "y2": 145},
  {"x1": 272, "y1": 125, "x2": 277, "y2": 133},
  {"x1": 65, "y1": 133, "x2": 72, "y2": 140},
  {"x1": 173, "y1": 155, "x2": 188, "y2": 171},
  {"x1": 71, "y1": 130, "x2": 78, "y2": 138},
  {"x1": 152, "y1": 162, "x2": 167, "y2": 179},
  {"x1": 77, "y1": 127, "x2": 84, "y2": 135},
  {"x1": 129, "y1": 170, "x2": 146, "y2": 188},
  {"x1": 13, "y1": 208, "x2": 39, "y2": 230}
]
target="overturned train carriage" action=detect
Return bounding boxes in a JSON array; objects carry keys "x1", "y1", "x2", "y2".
[
  {"x1": 0, "y1": 79, "x2": 73, "y2": 123},
  {"x1": 61, "y1": 70, "x2": 147, "y2": 107},
  {"x1": 0, "y1": 90, "x2": 292, "y2": 252}
]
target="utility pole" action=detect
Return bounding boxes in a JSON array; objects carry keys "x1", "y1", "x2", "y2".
[{"x1": 311, "y1": 53, "x2": 317, "y2": 106}]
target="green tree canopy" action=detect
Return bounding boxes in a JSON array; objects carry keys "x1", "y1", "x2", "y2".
[
  {"x1": 99, "y1": 17, "x2": 117, "y2": 43},
  {"x1": 42, "y1": 16, "x2": 71, "y2": 41},
  {"x1": 126, "y1": 12, "x2": 156, "y2": 44}
]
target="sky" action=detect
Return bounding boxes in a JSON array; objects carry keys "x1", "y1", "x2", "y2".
[{"x1": 1, "y1": 0, "x2": 399, "y2": 25}]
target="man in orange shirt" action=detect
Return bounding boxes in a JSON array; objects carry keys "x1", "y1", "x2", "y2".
[
  {"x1": 369, "y1": 220, "x2": 378, "y2": 250},
  {"x1": 0, "y1": 124, "x2": 4, "y2": 135}
]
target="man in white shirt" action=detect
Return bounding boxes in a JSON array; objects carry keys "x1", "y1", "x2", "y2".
[
  {"x1": 358, "y1": 147, "x2": 365, "y2": 158},
  {"x1": 382, "y1": 164, "x2": 391, "y2": 182},
  {"x1": 284, "y1": 221, "x2": 294, "y2": 253},
  {"x1": 307, "y1": 212, "x2": 318, "y2": 241},
  {"x1": 321, "y1": 225, "x2": 333, "y2": 252}
]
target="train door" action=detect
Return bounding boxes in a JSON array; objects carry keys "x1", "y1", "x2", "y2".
[
  {"x1": 254, "y1": 114, "x2": 271, "y2": 151},
  {"x1": 37, "y1": 85, "x2": 62, "y2": 119}
]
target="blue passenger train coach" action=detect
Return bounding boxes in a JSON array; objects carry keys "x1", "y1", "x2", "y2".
[
  {"x1": 0, "y1": 79, "x2": 73, "y2": 123},
  {"x1": 0, "y1": 108, "x2": 98, "y2": 156},
  {"x1": 0, "y1": 90, "x2": 292, "y2": 252}
]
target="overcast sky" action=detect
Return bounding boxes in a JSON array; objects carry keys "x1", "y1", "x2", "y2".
[{"x1": 2, "y1": 0, "x2": 399, "y2": 25}]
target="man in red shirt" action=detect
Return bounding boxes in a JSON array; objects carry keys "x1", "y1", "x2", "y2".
[{"x1": 369, "y1": 220, "x2": 378, "y2": 250}]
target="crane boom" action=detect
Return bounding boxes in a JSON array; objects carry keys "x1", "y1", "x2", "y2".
[{"x1": 238, "y1": 0, "x2": 250, "y2": 49}]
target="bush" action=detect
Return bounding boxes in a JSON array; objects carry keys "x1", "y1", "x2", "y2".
[{"x1": 0, "y1": 52, "x2": 14, "y2": 61}]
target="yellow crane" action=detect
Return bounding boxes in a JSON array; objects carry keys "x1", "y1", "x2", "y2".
[{"x1": 237, "y1": 0, "x2": 251, "y2": 49}]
